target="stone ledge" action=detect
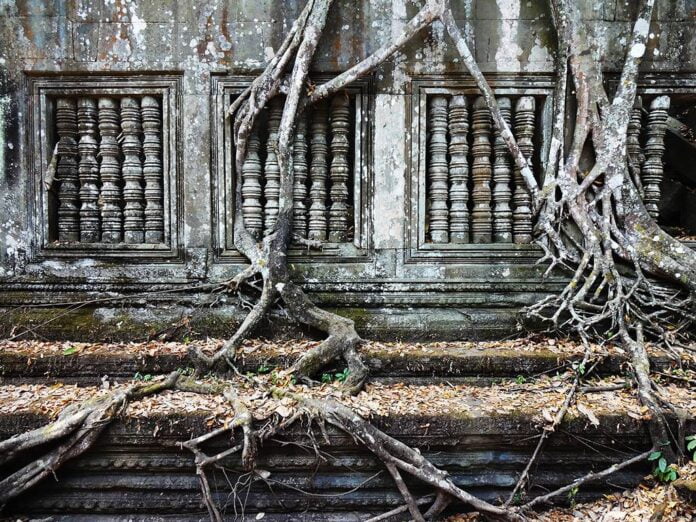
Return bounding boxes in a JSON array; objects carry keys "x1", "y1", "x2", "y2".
[
  {"x1": 1, "y1": 339, "x2": 690, "y2": 384},
  {"x1": 0, "y1": 405, "x2": 678, "y2": 519},
  {"x1": 1, "y1": 376, "x2": 693, "y2": 441}
]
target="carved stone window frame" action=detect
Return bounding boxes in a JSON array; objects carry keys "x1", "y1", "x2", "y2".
[
  {"x1": 25, "y1": 73, "x2": 183, "y2": 261},
  {"x1": 406, "y1": 74, "x2": 556, "y2": 264},
  {"x1": 211, "y1": 74, "x2": 374, "y2": 264}
]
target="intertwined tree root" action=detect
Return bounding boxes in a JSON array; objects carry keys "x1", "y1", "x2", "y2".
[
  {"x1": 0, "y1": 367, "x2": 668, "y2": 520},
  {"x1": 2, "y1": 0, "x2": 696, "y2": 519},
  {"x1": 0, "y1": 371, "x2": 183, "y2": 505}
]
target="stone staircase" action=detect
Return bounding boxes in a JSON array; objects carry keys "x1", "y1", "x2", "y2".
[{"x1": 0, "y1": 339, "x2": 694, "y2": 520}]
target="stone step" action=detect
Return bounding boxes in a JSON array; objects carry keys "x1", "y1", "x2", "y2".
[
  {"x1": 1, "y1": 375, "x2": 693, "y2": 519},
  {"x1": 1, "y1": 339, "x2": 691, "y2": 384},
  {"x1": 1, "y1": 377, "x2": 693, "y2": 445}
]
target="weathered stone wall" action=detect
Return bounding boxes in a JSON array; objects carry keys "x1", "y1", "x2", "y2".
[{"x1": 0, "y1": 1, "x2": 694, "y2": 339}]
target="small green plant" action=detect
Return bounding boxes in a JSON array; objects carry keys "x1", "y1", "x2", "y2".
[
  {"x1": 515, "y1": 375, "x2": 527, "y2": 385},
  {"x1": 571, "y1": 361, "x2": 586, "y2": 376},
  {"x1": 256, "y1": 363, "x2": 271, "y2": 375},
  {"x1": 182, "y1": 335, "x2": 192, "y2": 345},
  {"x1": 567, "y1": 485, "x2": 579, "y2": 508},
  {"x1": 133, "y1": 372, "x2": 153, "y2": 382},
  {"x1": 648, "y1": 450, "x2": 678, "y2": 483},
  {"x1": 335, "y1": 368, "x2": 350, "y2": 383},
  {"x1": 62, "y1": 345, "x2": 78, "y2": 356},
  {"x1": 320, "y1": 369, "x2": 350, "y2": 384},
  {"x1": 687, "y1": 434, "x2": 696, "y2": 462}
]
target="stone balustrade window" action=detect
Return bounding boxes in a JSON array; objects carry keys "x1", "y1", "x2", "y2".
[
  {"x1": 240, "y1": 94, "x2": 355, "y2": 243},
  {"x1": 605, "y1": 73, "x2": 696, "y2": 241},
  {"x1": 424, "y1": 93, "x2": 539, "y2": 246},
  {"x1": 213, "y1": 76, "x2": 372, "y2": 262},
  {"x1": 407, "y1": 75, "x2": 696, "y2": 264},
  {"x1": 627, "y1": 93, "x2": 696, "y2": 239},
  {"x1": 408, "y1": 75, "x2": 554, "y2": 263},
  {"x1": 28, "y1": 75, "x2": 182, "y2": 259}
]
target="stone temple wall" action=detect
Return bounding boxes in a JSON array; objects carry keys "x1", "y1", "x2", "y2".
[{"x1": 0, "y1": 0, "x2": 695, "y2": 339}]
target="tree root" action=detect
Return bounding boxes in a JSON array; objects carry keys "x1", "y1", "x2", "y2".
[
  {"x1": 3, "y1": 0, "x2": 695, "y2": 519},
  {"x1": 180, "y1": 385, "x2": 255, "y2": 522},
  {"x1": 521, "y1": 448, "x2": 655, "y2": 510},
  {"x1": 284, "y1": 390, "x2": 524, "y2": 521},
  {"x1": 505, "y1": 342, "x2": 593, "y2": 506},
  {"x1": 0, "y1": 371, "x2": 181, "y2": 506},
  {"x1": 0, "y1": 366, "x2": 675, "y2": 520},
  {"x1": 280, "y1": 281, "x2": 368, "y2": 393},
  {"x1": 189, "y1": 0, "x2": 448, "y2": 390}
]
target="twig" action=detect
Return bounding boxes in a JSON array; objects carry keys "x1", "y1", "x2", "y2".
[
  {"x1": 364, "y1": 495, "x2": 436, "y2": 522},
  {"x1": 522, "y1": 449, "x2": 652, "y2": 509},
  {"x1": 385, "y1": 462, "x2": 426, "y2": 522},
  {"x1": 654, "y1": 371, "x2": 696, "y2": 387}
]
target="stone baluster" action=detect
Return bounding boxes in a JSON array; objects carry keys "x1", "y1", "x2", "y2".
[
  {"x1": 141, "y1": 96, "x2": 164, "y2": 244},
  {"x1": 427, "y1": 95, "x2": 449, "y2": 243},
  {"x1": 264, "y1": 97, "x2": 283, "y2": 236},
  {"x1": 56, "y1": 98, "x2": 80, "y2": 241},
  {"x1": 329, "y1": 94, "x2": 351, "y2": 243},
  {"x1": 241, "y1": 128, "x2": 264, "y2": 239},
  {"x1": 513, "y1": 96, "x2": 535, "y2": 244},
  {"x1": 77, "y1": 98, "x2": 100, "y2": 242},
  {"x1": 121, "y1": 97, "x2": 145, "y2": 244},
  {"x1": 471, "y1": 96, "x2": 492, "y2": 244},
  {"x1": 492, "y1": 97, "x2": 513, "y2": 243},
  {"x1": 98, "y1": 98, "x2": 123, "y2": 243},
  {"x1": 292, "y1": 116, "x2": 309, "y2": 239},
  {"x1": 308, "y1": 100, "x2": 329, "y2": 241},
  {"x1": 641, "y1": 95, "x2": 670, "y2": 220},
  {"x1": 448, "y1": 95, "x2": 469, "y2": 244},
  {"x1": 627, "y1": 96, "x2": 644, "y2": 188}
]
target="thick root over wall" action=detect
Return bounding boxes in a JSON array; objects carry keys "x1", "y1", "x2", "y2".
[
  {"x1": 3, "y1": 0, "x2": 696, "y2": 519},
  {"x1": 0, "y1": 368, "x2": 668, "y2": 521}
]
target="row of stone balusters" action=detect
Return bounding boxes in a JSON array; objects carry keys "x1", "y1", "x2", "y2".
[
  {"x1": 627, "y1": 95, "x2": 670, "y2": 220},
  {"x1": 241, "y1": 95, "x2": 353, "y2": 242},
  {"x1": 427, "y1": 94, "x2": 536, "y2": 244},
  {"x1": 55, "y1": 96, "x2": 164, "y2": 244}
]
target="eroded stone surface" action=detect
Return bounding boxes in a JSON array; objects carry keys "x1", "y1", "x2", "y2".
[{"x1": 1, "y1": 1, "x2": 694, "y2": 338}]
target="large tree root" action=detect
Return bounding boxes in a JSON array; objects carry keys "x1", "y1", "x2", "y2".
[
  {"x1": 3, "y1": 0, "x2": 695, "y2": 518},
  {"x1": 447, "y1": 0, "x2": 695, "y2": 468},
  {"x1": 286, "y1": 391, "x2": 524, "y2": 521},
  {"x1": 0, "y1": 367, "x2": 673, "y2": 520},
  {"x1": 0, "y1": 371, "x2": 183, "y2": 505},
  {"x1": 190, "y1": 0, "x2": 449, "y2": 391}
]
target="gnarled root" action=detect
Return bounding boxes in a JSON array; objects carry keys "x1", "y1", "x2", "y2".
[
  {"x1": 287, "y1": 391, "x2": 524, "y2": 521},
  {"x1": 0, "y1": 371, "x2": 181, "y2": 506},
  {"x1": 193, "y1": 0, "x2": 447, "y2": 390},
  {"x1": 280, "y1": 281, "x2": 368, "y2": 393},
  {"x1": 181, "y1": 384, "x2": 256, "y2": 522}
]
